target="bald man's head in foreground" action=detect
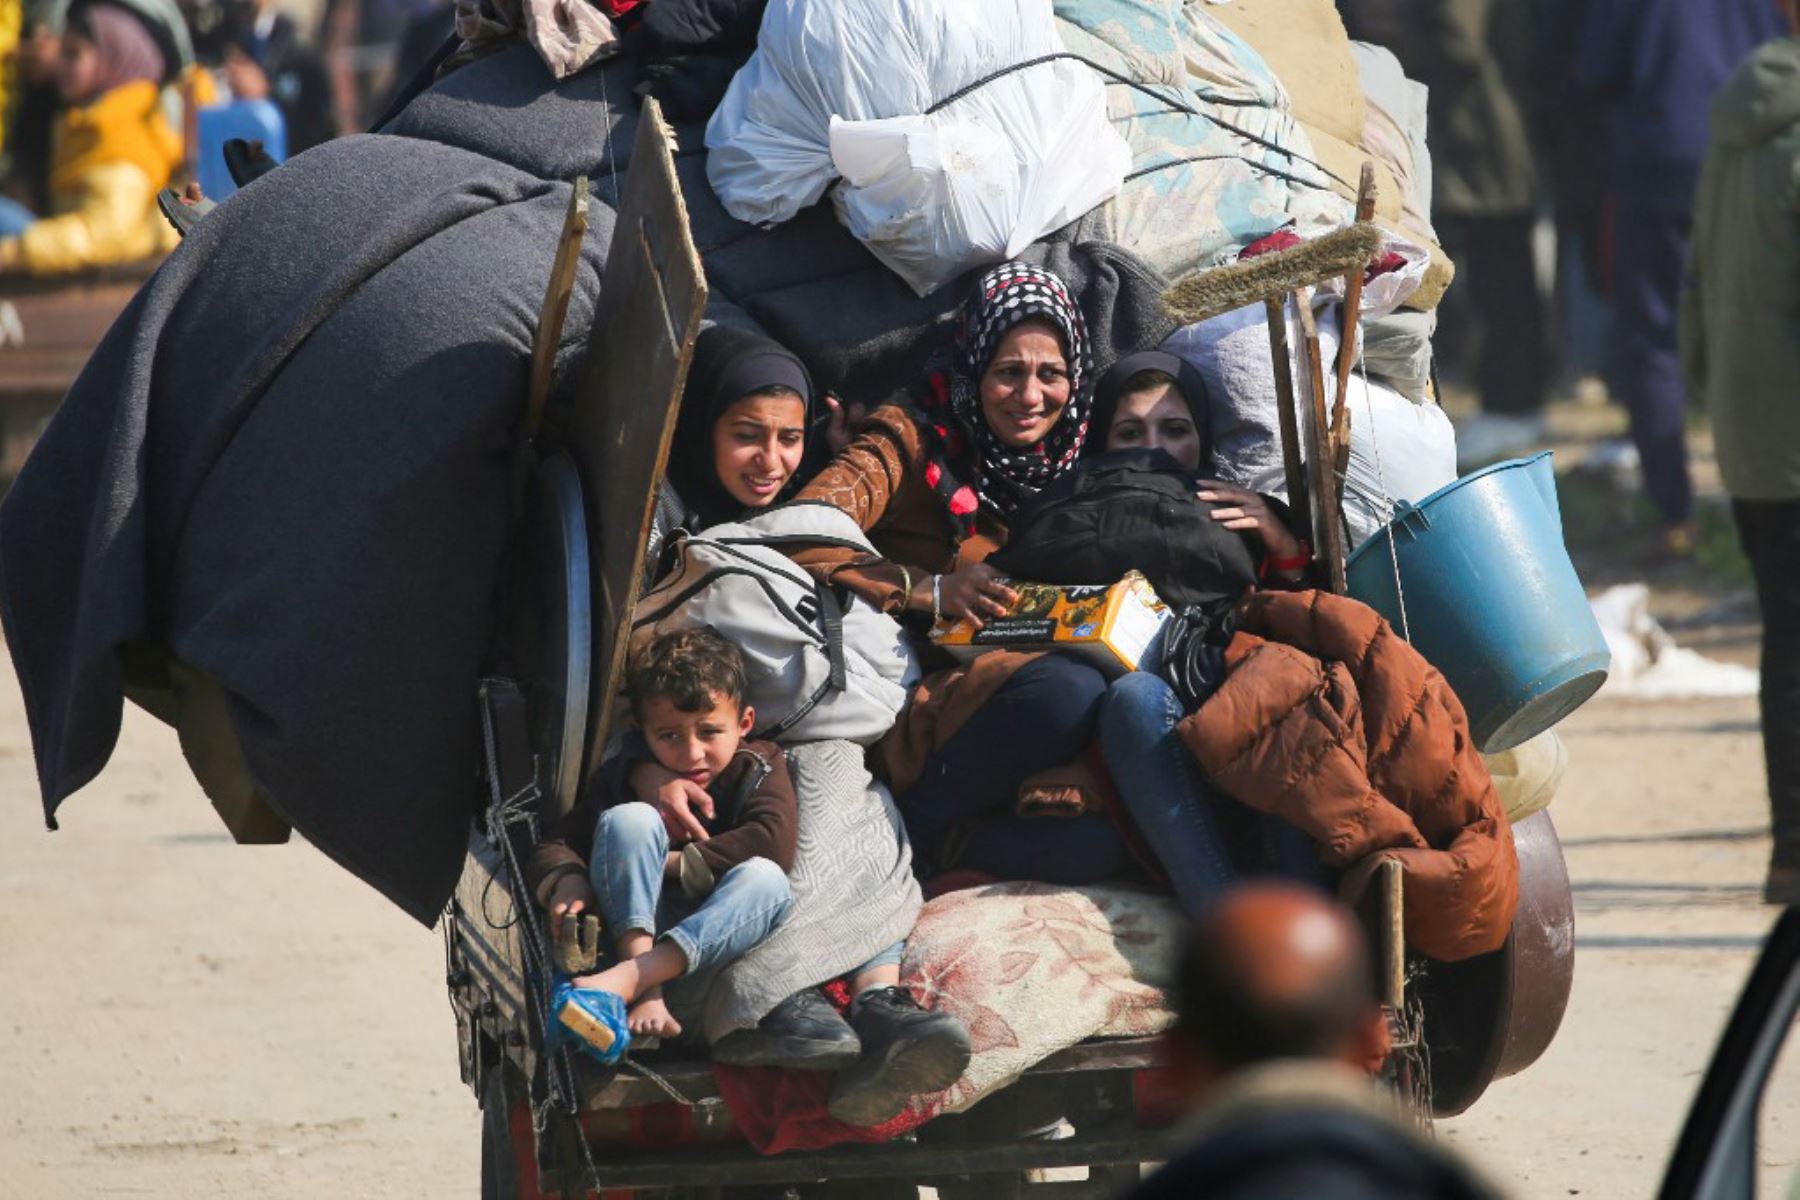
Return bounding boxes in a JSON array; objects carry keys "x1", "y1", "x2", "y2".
[{"x1": 1169, "y1": 883, "x2": 1391, "y2": 1098}]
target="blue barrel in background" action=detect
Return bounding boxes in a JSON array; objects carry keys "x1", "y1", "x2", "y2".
[
  {"x1": 1346, "y1": 452, "x2": 1610, "y2": 753},
  {"x1": 196, "y1": 100, "x2": 288, "y2": 202}
]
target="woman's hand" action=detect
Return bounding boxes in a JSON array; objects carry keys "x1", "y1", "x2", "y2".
[
  {"x1": 1196, "y1": 480, "x2": 1304, "y2": 565},
  {"x1": 934, "y1": 562, "x2": 1019, "y2": 630},
  {"x1": 546, "y1": 874, "x2": 597, "y2": 942},
  {"x1": 627, "y1": 760, "x2": 715, "y2": 843},
  {"x1": 821, "y1": 394, "x2": 851, "y2": 455}
]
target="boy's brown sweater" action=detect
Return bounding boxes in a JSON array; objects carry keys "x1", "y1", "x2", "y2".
[{"x1": 525, "y1": 739, "x2": 797, "y2": 907}]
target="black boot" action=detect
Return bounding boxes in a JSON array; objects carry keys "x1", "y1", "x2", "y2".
[
  {"x1": 827, "y1": 987, "x2": 972, "y2": 1127},
  {"x1": 710, "y1": 989, "x2": 862, "y2": 1070}
]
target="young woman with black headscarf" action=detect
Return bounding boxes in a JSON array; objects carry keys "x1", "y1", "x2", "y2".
[
  {"x1": 1085, "y1": 350, "x2": 1324, "y2": 919},
  {"x1": 642, "y1": 323, "x2": 817, "y2": 584}
]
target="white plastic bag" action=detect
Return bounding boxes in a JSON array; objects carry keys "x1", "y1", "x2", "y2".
[{"x1": 705, "y1": 0, "x2": 1131, "y2": 296}]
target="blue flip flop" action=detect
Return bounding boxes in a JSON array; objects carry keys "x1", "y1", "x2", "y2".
[{"x1": 549, "y1": 979, "x2": 631, "y2": 1065}]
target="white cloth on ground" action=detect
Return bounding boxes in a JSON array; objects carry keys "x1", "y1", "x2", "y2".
[{"x1": 1590, "y1": 584, "x2": 1760, "y2": 701}]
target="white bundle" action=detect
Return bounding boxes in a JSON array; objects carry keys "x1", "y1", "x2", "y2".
[{"x1": 706, "y1": 0, "x2": 1132, "y2": 296}]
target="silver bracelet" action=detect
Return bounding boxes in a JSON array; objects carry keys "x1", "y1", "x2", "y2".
[{"x1": 931, "y1": 574, "x2": 943, "y2": 624}]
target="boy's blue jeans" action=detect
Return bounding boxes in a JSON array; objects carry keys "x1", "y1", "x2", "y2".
[{"x1": 591, "y1": 802, "x2": 792, "y2": 975}]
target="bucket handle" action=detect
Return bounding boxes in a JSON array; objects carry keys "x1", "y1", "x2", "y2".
[{"x1": 1388, "y1": 499, "x2": 1431, "y2": 541}]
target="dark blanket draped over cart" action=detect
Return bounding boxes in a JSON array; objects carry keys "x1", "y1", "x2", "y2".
[{"x1": 0, "y1": 45, "x2": 1174, "y2": 923}]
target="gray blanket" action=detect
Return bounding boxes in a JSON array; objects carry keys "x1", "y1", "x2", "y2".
[{"x1": 0, "y1": 43, "x2": 1174, "y2": 924}]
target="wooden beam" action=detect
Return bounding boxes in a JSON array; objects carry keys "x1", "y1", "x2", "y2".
[
  {"x1": 525, "y1": 176, "x2": 590, "y2": 448},
  {"x1": 1330, "y1": 164, "x2": 1380, "y2": 484},
  {"x1": 1294, "y1": 291, "x2": 1349, "y2": 592},
  {"x1": 568, "y1": 98, "x2": 709, "y2": 803},
  {"x1": 1379, "y1": 856, "x2": 1405, "y2": 1012},
  {"x1": 1264, "y1": 296, "x2": 1309, "y2": 537}
]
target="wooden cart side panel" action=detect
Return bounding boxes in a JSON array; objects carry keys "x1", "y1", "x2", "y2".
[{"x1": 570, "y1": 98, "x2": 709, "y2": 812}]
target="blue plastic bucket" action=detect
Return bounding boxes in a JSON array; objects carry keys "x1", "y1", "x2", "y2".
[
  {"x1": 196, "y1": 100, "x2": 288, "y2": 202},
  {"x1": 1346, "y1": 452, "x2": 1609, "y2": 753}
]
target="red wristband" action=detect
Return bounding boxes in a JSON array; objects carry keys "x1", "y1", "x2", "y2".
[{"x1": 1263, "y1": 542, "x2": 1312, "y2": 576}]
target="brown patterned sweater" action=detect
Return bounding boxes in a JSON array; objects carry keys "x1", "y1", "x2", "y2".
[{"x1": 789, "y1": 404, "x2": 1006, "y2": 613}]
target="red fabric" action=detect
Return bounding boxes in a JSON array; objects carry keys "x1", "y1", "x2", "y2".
[
  {"x1": 711, "y1": 1065, "x2": 932, "y2": 1154},
  {"x1": 710, "y1": 980, "x2": 941, "y2": 1154},
  {"x1": 598, "y1": 0, "x2": 643, "y2": 16},
  {"x1": 1240, "y1": 227, "x2": 1303, "y2": 259},
  {"x1": 1367, "y1": 250, "x2": 1409, "y2": 277}
]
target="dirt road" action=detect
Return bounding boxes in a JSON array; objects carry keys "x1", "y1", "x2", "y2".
[{"x1": 2, "y1": 597, "x2": 1795, "y2": 1197}]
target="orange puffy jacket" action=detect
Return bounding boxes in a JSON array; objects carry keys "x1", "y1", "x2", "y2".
[{"x1": 1179, "y1": 589, "x2": 1519, "y2": 962}]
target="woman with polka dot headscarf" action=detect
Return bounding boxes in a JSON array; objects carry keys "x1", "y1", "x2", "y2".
[{"x1": 789, "y1": 261, "x2": 1128, "y2": 889}]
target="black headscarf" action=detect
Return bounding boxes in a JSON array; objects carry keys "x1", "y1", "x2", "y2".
[
  {"x1": 1088, "y1": 349, "x2": 1211, "y2": 467},
  {"x1": 670, "y1": 325, "x2": 816, "y2": 528}
]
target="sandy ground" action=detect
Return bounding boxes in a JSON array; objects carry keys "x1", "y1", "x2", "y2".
[{"x1": 3, "y1": 655, "x2": 1795, "y2": 1199}]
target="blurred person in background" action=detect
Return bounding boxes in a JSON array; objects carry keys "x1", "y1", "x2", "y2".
[
  {"x1": 320, "y1": 0, "x2": 435, "y2": 134},
  {"x1": 2, "y1": 0, "x2": 19, "y2": 154},
  {"x1": 2, "y1": 1, "x2": 65, "y2": 215},
  {"x1": 1129, "y1": 884, "x2": 1500, "y2": 1200},
  {"x1": 1341, "y1": 0, "x2": 1551, "y2": 469},
  {"x1": 371, "y1": 0, "x2": 447, "y2": 122},
  {"x1": 1529, "y1": 0, "x2": 1611, "y2": 398},
  {"x1": 0, "y1": 0, "x2": 182, "y2": 273},
  {"x1": 1681, "y1": 0, "x2": 1800, "y2": 904},
  {"x1": 215, "y1": 0, "x2": 331, "y2": 153},
  {"x1": 1575, "y1": 0, "x2": 1788, "y2": 557}
]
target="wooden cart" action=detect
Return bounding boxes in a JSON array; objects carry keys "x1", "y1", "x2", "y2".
[{"x1": 446, "y1": 98, "x2": 1576, "y2": 1199}]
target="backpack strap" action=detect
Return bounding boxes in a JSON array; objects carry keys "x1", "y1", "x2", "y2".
[{"x1": 815, "y1": 581, "x2": 849, "y2": 694}]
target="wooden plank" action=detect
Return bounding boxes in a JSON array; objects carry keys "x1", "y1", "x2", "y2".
[
  {"x1": 569, "y1": 97, "x2": 708, "y2": 807},
  {"x1": 543, "y1": 1127, "x2": 1187, "y2": 1191},
  {"x1": 1379, "y1": 856, "x2": 1405, "y2": 1011},
  {"x1": 1330, "y1": 165, "x2": 1380, "y2": 483},
  {"x1": 524, "y1": 176, "x2": 590, "y2": 449},
  {"x1": 574, "y1": 1034, "x2": 1164, "y2": 1111},
  {"x1": 1263, "y1": 297, "x2": 1308, "y2": 539},
  {"x1": 1294, "y1": 292, "x2": 1349, "y2": 593}
]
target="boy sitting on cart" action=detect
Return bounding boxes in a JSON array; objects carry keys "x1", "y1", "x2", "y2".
[{"x1": 526, "y1": 627, "x2": 798, "y2": 1059}]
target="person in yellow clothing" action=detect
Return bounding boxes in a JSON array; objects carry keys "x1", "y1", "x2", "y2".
[
  {"x1": 1, "y1": 0, "x2": 22, "y2": 158},
  {"x1": 0, "y1": 0, "x2": 183, "y2": 274}
]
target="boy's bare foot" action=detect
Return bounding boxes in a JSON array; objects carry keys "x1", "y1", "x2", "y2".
[
  {"x1": 573, "y1": 958, "x2": 643, "y2": 1003},
  {"x1": 627, "y1": 987, "x2": 683, "y2": 1038}
]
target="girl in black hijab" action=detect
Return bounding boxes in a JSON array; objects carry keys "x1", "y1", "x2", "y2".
[
  {"x1": 645, "y1": 325, "x2": 816, "y2": 583},
  {"x1": 1091, "y1": 349, "x2": 1305, "y2": 571},
  {"x1": 667, "y1": 324, "x2": 817, "y2": 528},
  {"x1": 1087, "y1": 349, "x2": 1323, "y2": 918}
]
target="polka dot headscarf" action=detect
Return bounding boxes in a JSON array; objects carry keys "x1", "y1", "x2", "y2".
[{"x1": 917, "y1": 262, "x2": 1093, "y2": 536}]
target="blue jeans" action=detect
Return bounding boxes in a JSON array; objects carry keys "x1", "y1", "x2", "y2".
[
  {"x1": 0, "y1": 196, "x2": 34, "y2": 238},
  {"x1": 897, "y1": 653, "x2": 1126, "y2": 885},
  {"x1": 853, "y1": 941, "x2": 904, "y2": 975},
  {"x1": 1098, "y1": 672, "x2": 1321, "y2": 917},
  {"x1": 1611, "y1": 196, "x2": 1694, "y2": 525},
  {"x1": 590, "y1": 802, "x2": 793, "y2": 975}
]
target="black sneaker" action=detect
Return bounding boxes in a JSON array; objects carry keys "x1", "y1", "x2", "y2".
[
  {"x1": 827, "y1": 987, "x2": 972, "y2": 1127},
  {"x1": 710, "y1": 989, "x2": 862, "y2": 1070}
]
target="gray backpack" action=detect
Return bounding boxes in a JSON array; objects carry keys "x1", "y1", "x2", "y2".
[{"x1": 629, "y1": 503, "x2": 919, "y2": 746}]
